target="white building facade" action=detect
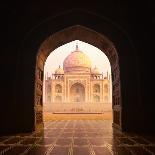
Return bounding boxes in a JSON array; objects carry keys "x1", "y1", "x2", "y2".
[{"x1": 44, "y1": 45, "x2": 111, "y2": 113}]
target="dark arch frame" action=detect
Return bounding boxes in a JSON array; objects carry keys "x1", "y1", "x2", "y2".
[
  {"x1": 16, "y1": 10, "x2": 140, "y2": 132},
  {"x1": 37, "y1": 25, "x2": 121, "y2": 130}
]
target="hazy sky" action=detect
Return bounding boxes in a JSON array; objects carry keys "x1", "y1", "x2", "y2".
[{"x1": 44, "y1": 40, "x2": 111, "y2": 77}]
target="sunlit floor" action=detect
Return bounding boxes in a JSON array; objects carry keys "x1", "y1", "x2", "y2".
[
  {"x1": 43, "y1": 112, "x2": 112, "y2": 121},
  {"x1": 0, "y1": 120, "x2": 155, "y2": 155}
]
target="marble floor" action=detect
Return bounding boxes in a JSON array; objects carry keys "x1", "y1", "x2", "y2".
[{"x1": 0, "y1": 120, "x2": 155, "y2": 155}]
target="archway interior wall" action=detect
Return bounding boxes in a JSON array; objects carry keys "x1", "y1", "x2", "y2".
[{"x1": 36, "y1": 25, "x2": 121, "y2": 129}]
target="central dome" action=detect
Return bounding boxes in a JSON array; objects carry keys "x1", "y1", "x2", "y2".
[{"x1": 63, "y1": 45, "x2": 91, "y2": 73}]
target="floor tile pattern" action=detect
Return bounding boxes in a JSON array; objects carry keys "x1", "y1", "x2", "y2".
[{"x1": 0, "y1": 120, "x2": 155, "y2": 155}]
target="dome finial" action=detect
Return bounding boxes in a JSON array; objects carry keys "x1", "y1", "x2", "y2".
[{"x1": 76, "y1": 43, "x2": 78, "y2": 50}]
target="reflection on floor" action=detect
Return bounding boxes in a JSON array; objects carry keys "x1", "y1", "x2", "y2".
[
  {"x1": 43, "y1": 113, "x2": 112, "y2": 121},
  {"x1": 0, "y1": 120, "x2": 155, "y2": 155}
]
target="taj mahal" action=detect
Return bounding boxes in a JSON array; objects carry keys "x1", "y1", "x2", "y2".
[{"x1": 44, "y1": 44, "x2": 111, "y2": 113}]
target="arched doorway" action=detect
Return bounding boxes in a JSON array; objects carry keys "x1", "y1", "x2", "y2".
[
  {"x1": 55, "y1": 84, "x2": 62, "y2": 93},
  {"x1": 17, "y1": 10, "x2": 140, "y2": 133},
  {"x1": 36, "y1": 25, "x2": 121, "y2": 130},
  {"x1": 70, "y1": 83, "x2": 85, "y2": 102}
]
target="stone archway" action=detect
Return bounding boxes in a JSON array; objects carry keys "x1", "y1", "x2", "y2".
[
  {"x1": 36, "y1": 25, "x2": 121, "y2": 130},
  {"x1": 70, "y1": 83, "x2": 85, "y2": 102},
  {"x1": 16, "y1": 10, "x2": 140, "y2": 133}
]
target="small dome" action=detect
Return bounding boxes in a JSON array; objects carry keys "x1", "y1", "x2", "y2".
[
  {"x1": 63, "y1": 44, "x2": 91, "y2": 73},
  {"x1": 55, "y1": 65, "x2": 64, "y2": 74},
  {"x1": 91, "y1": 66, "x2": 100, "y2": 74}
]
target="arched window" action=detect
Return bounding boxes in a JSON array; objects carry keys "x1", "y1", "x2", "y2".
[
  {"x1": 104, "y1": 96, "x2": 108, "y2": 102},
  {"x1": 104, "y1": 84, "x2": 108, "y2": 93},
  {"x1": 76, "y1": 88, "x2": 79, "y2": 93},
  {"x1": 55, "y1": 84, "x2": 62, "y2": 93},
  {"x1": 93, "y1": 84, "x2": 100, "y2": 93},
  {"x1": 93, "y1": 95, "x2": 100, "y2": 102},
  {"x1": 70, "y1": 83, "x2": 85, "y2": 102},
  {"x1": 55, "y1": 96, "x2": 62, "y2": 102}
]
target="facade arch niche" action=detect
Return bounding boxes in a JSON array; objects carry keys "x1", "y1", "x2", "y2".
[
  {"x1": 93, "y1": 84, "x2": 100, "y2": 93},
  {"x1": 35, "y1": 25, "x2": 121, "y2": 130},
  {"x1": 70, "y1": 83, "x2": 85, "y2": 102},
  {"x1": 93, "y1": 95, "x2": 100, "y2": 102},
  {"x1": 104, "y1": 84, "x2": 108, "y2": 93},
  {"x1": 55, "y1": 84, "x2": 62, "y2": 93}
]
